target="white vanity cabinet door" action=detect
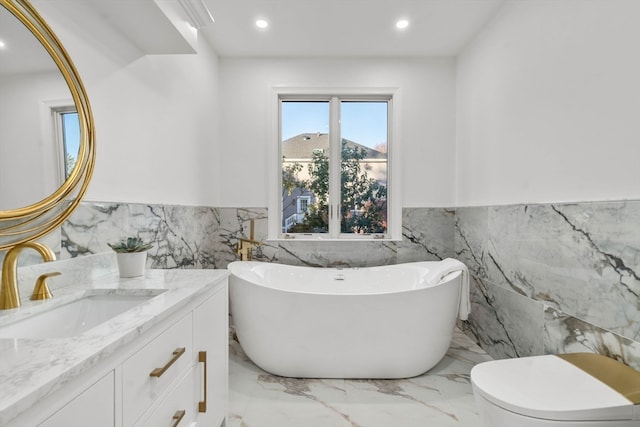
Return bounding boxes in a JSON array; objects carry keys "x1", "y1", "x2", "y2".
[
  {"x1": 39, "y1": 371, "x2": 114, "y2": 427},
  {"x1": 193, "y1": 283, "x2": 228, "y2": 427},
  {"x1": 122, "y1": 312, "x2": 193, "y2": 427},
  {"x1": 138, "y1": 367, "x2": 196, "y2": 427}
]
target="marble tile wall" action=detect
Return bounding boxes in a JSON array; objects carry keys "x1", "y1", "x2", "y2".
[
  {"x1": 60, "y1": 202, "x2": 455, "y2": 269},
  {"x1": 60, "y1": 202, "x2": 219, "y2": 268},
  {"x1": 54, "y1": 199, "x2": 639, "y2": 369},
  {"x1": 456, "y1": 200, "x2": 640, "y2": 370},
  {"x1": 232, "y1": 207, "x2": 456, "y2": 267}
]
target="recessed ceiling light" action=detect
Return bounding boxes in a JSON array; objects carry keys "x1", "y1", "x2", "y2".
[
  {"x1": 255, "y1": 19, "x2": 269, "y2": 29},
  {"x1": 395, "y1": 19, "x2": 409, "y2": 30},
  {"x1": 0, "y1": 40, "x2": 6, "y2": 49}
]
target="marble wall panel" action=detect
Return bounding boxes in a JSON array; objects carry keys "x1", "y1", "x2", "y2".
[
  {"x1": 544, "y1": 306, "x2": 640, "y2": 371},
  {"x1": 456, "y1": 200, "x2": 640, "y2": 368},
  {"x1": 216, "y1": 207, "x2": 453, "y2": 268},
  {"x1": 269, "y1": 240, "x2": 398, "y2": 267},
  {"x1": 59, "y1": 204, "x2": 454, "y2": 270},
  {"x1": 61, "y1": 202, "x2": 219, "y2": 268},
  {"x1": 217, "y1": 208, "x2": 268, "y2": 267},
  {"x1": 461, "y1": 276, "x2": 544, "y2": 360},
  {"x1": 397, "y1": 208, "x2": 456, "y2": 263},
  {"x1": 484, "y1": 202, "x2": 639, "y2": 341},
  {"x1": 453, "y1": 207, "x2": 488, "y2": 280}
]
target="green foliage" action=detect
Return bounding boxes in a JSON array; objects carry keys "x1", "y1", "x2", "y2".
[
  {"x1": 108, "y1": 237, "x2": 154, "y2": 253},
  {"x1": 65, "y1": 153, "x2": 77, "y2": 178},
  {"x1": 339, "y1": 143, "x2": 387, "y2": 234},
  {"x1": 299, "y1": 203, "x2": 329, "y2": 233},
  {"x1": 284, "y1": 140, "x2": 387, "y2": 234},
  {"x1": 299, "y1": 150, "x2": 330, "y2": 232},
  {"x1": 282, "y1": 161, "x2": 305, "y2": 196},
  {"x1": 307, "y1": 151, "x2": 329, "y2": 206}
]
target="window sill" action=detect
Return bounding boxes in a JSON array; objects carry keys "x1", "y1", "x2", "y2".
[{"x1": 266, "y1": 237, "x2": 403, "y2": 243}]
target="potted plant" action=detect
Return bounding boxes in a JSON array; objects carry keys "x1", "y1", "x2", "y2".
[{"x1": 108, "y1": 237, "x2": 154, "y2": 278}]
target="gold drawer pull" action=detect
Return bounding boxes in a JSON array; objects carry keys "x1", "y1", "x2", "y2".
[
  {"x1": 149, "y1": 347, "x2": 185, "y2": 377},
  {"x1": 171, "y1": 410, "x2": 185, "y2": 427},
  {"x1": 198, "y1": 351, "x2": 207, "y2": 412}
]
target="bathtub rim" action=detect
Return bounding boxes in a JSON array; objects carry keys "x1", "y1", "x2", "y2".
[{"x1": 227, "y1": 260, "x2": 462, "y2": 297}]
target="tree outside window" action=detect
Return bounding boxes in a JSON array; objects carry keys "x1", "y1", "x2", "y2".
[{"x1": 60, "y1": 112, "x2": 79, "y2": 178}]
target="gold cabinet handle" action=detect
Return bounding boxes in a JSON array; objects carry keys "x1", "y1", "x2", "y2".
[
  {"x1": 198, "y1": 351, "x2": 207, "y2": 412},
  {"x1": 149, "y1": 347, "x2": 185, "y2": 377},
  {"x1": 171, "y1": 410, "x2": 185, "y2": 427}
]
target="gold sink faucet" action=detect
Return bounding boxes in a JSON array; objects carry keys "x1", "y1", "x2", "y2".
[
  {"x1": 0, "y1": 242, "x2": 58, "y2": 310},
  {"x1": 236, "y1": 219, "x2": 262, "y2": 261}
]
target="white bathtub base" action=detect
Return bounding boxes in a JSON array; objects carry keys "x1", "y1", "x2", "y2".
[{"x1": 229, "y1": 261, "x2": 465, "y2": 379}]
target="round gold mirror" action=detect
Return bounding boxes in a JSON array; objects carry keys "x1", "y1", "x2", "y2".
[{"x1": 0, "y1": 0, "x2": 95, "y2": 250}]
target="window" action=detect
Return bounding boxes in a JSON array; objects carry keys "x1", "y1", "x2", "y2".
[
  {"x1": 59, "y1": 111, "x2": 80, "y2": 179},
  {"x1": 297, "y1": 196, "x2": 310, "y2": 214},
  {"x1": 51, "y1": 106, "x2": 80, "y2": 180},
  {"x1": 277, "y1": 94, "x2": 396, "y2": 239}
]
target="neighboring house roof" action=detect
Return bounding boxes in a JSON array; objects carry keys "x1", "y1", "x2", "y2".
[{"x1": 282, "y1": 133, "x2": 386, "y2": 159}]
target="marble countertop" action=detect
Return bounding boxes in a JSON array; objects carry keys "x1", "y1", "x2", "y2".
[{"x1": 0, "y1": 253, "x2": 229, "y2": 425}]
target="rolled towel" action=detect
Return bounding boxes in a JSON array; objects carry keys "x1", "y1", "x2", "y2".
[{"x1": 426, "y1": 258, "x2": 471, "y2": 321}]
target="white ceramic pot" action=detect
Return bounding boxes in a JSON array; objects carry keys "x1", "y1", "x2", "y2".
[{"x1": 115, "y1": 251, "x2": 148, "y2": 278}]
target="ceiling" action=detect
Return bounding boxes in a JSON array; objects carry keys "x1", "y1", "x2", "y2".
[
  {"x1": 0, "y1": 0, "x2": 507, "y2": 75},
  {"x1": 200, "y1": 0, "x2": 506, "y2": 57},
  {"x1": 0, "y1": 5, "x2": 57, "y2": 75}
]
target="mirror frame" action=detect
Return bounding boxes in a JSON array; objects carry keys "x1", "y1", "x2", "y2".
[{"x1": 0, "y1": 0, "x2": 95, "y2": 250}]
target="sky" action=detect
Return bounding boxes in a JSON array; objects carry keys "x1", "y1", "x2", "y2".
[
  {"x1": 62, "y1": 112, "x2": 80, "y2": 176},
  {"x1": 281, "y1": 101, "x2": 388, "y2": 149}
]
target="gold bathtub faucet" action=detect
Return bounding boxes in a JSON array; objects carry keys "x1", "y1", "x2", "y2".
[
  {"x1": 0, "y1": 242, "x2": 59, "y2": 310},
  {"x1": 237, "y1": 238, "x2": 262, "y2": 261},
  {"x1": 236, "y1": 219, "x2": 262, "y2": 261}
]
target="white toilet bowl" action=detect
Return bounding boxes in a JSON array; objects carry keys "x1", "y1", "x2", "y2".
[{"x1": 471, "y1": 353, "x2": 640, "y2": 427}]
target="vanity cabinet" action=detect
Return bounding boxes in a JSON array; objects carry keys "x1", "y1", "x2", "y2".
[
  {"x1": 193, "y1": 284, "x2": 228, "y2": 426},
  {"x1": 21, "y1": 278, "x2": 229, "y2": 427},
  {"x1": 123, "y1": 312, "x2": 194, "y2": 426},
  {"x1": 130, "y1": 286, "x2": 228, "y2": 427},
  {"x1": 38, "y1": 372, "x2": 115, "y2": 427},
  {"x1": 138, "y1": 366, "x2": 196, "y2": 427}
]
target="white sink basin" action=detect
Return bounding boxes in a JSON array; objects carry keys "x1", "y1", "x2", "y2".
[{"x1": 0, "y1": 294, "x2": 162, "y2": 339}]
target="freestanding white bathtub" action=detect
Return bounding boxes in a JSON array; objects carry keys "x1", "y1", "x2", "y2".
[{"x1": 228, "y1": 259, "x2": 470, "y2": 379}]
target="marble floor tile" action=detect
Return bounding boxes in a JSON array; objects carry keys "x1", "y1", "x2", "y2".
[{"x1": 228, "y1": 329, "x2": 492, "y2": 427}]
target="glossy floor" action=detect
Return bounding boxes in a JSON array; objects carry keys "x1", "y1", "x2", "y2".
[{"x1": 228, "y1": 329, "x2": 492, "y2": 427}]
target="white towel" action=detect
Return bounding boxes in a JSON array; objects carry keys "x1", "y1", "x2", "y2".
[{"x1": 426, "y1": 258, "x2": 471, "y2": 321}]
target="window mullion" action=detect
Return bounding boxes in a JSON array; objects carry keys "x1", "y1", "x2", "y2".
[{"x1": 329, "y1": 97, "x2": 341, "y2": 238}]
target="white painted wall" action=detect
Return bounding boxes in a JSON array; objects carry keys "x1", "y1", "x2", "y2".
[
  {"x1": 456, "y1": 0, "x2": 640, "y2": 206},
  {"x1": 33, "y1": 1, "x2": 221, "y2": 207},
  {"x1": 217, "y1": 58, "x2": 456, "y2": 208},
  {"x1": 0, "y1": 71, "x2": 71, "y2": 210},
  {"x1": 81, "y1": 50, "x2": 220, "y2": 206},
  {"x1": 23, "y1": 1, "x2": 638, "y2": 211}
]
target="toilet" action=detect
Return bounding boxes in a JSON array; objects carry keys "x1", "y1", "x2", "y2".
[{"x1": 471, "y1": 353, "x2": 640, "y2": 427}]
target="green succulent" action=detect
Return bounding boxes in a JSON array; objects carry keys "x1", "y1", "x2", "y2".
[{"x1": 108, "y1": 237, "x2": 154, "y2": 253}]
